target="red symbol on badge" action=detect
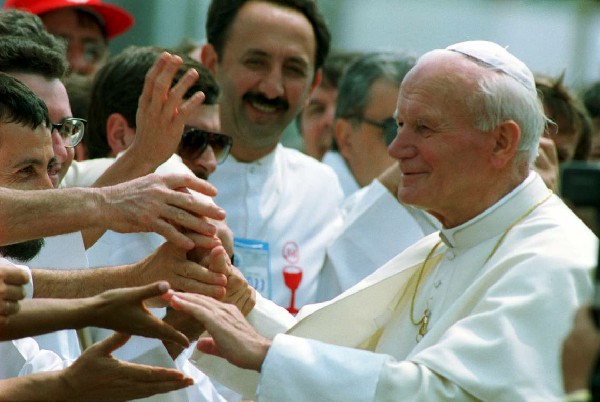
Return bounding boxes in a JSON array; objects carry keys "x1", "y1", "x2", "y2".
[
  {"x1": 283, "y1": 265, "x2": 302, "y2": 314},
  {"x1": 282, "y1": 241, "x2": 299, "y2": 264}
]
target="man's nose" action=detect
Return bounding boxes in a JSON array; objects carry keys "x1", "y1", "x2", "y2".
[
  {"x1": 258, "y1": 68, "x2": 285, "y2": 99},
  {"x1": 51, "y1": 130, "x2": 68, "y2": 163}
]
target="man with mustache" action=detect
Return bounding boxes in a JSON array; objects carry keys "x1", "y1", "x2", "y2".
[{"x1": 201, "y1": 0, "x2": 344, "y2": 311}]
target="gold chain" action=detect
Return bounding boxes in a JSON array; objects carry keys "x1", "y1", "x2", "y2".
[{"x1": 410, "y1": 190, "x2": 553, "y2": 342}]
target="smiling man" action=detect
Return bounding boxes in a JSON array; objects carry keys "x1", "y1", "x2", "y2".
[{"x1": 201, "y1": 0, "x2": 343, "y2": 311}]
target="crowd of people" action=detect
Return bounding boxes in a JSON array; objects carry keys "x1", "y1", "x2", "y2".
[{"x1": 1, "y1": 0, "x2": 600, "y2": 401}]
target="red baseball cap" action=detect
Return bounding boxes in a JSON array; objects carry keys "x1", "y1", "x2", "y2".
[{"x1": 3, "y1": 0, "x2": 134, "y2": 39}]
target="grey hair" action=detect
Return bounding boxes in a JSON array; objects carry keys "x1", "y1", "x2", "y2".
[
  {"x1": 336, "y1": 51, "x2": 415, "y2": 119},
  {"x1": 466, "y1": 70, "x2": 547, "y2": 166}
]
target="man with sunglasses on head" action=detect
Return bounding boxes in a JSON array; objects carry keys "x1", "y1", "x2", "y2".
[{"x1": 78, "y1": 45, "x2": 239, "y2": 402}]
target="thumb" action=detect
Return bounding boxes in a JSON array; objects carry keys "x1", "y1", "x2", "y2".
[
  {"x1": 95, "y1": 332, "x2": 131, "y2": 356},
  {"x1": 129, "y1": 281, "x2": 171, "y2": 302},
  {"x1": 209, "y1": 246, "x2": 230, "y2": 276}
]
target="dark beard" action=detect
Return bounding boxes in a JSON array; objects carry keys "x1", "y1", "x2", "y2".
[{"x1": 0, "y1": 238, "x2": 44, "y2": 262}]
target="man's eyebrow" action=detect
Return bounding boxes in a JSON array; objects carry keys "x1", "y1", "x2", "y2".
[{"x1": 14, "y1": 158, "x2": 45, "y2": 168}]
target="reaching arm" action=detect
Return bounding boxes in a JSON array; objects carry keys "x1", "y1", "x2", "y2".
[
  {"x1": 83, "y1": 52, "x2": 206, "y2": 249},
  {"x1": 0, "y1": 173, "x2": 226, "y2": 250},
  {"x1": 31, "y1": 241, "x2": 227, "y2": 300},
  {"x1": 2, "y1": 281, "x2": 189, "y2": 347},
  {"x1": 0, "y1": 333, "x2": 193, "y2": 401}
]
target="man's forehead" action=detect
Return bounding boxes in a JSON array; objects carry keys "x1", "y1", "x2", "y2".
[
  {"x1": 0, "y1": 122, "x2": 52, "y2": 155},
  {"x1": 225, "y1": 1, "x2": 316, "y2": 64},
  {"x1": 9, "y1": 73, "x2": 72, "y2": 121},
  {"x1": 186, "y1": 104, "x2": 220, "y2": 131}
]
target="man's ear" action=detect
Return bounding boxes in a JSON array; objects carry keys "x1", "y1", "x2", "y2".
[
  {"x1": 334, "y1": 118, "x2": 354, "y2": 160},
  {"x1": 106, "y1": 113, "x2": 136, "y2": 157},
  {"x1": 301, "y1": 69, "x2": 322, "y2": 110},
  {"x1": 201, "y1": 43, "x2": 218, "y2": 74},
  {"x1": 491, "y1": 120, "x2": 521, "y2": 169}
]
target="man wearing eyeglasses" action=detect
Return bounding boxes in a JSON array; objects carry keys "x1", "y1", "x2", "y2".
[
  {"x1": 335, "y1": 51, "x2": 415, "y2": 190},
  {"x1": 316, "y1": 51, "x2": 440, "y2": 302}
]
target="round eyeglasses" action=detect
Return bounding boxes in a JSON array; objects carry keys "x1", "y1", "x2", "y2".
[
  {"x1": 51, "y1": 117, "x2": 86, "y2": 148},
  {"x1": 178, "y1": 129, "x2": 233, "y2": 164}
]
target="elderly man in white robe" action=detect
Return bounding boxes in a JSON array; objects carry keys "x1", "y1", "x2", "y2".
[{"x1": 164, "y1": 40, "x2": 597, "y2": 401}]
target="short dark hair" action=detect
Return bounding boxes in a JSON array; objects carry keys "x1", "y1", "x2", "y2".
[
  {"x1": 0, "y1": 35, "x2": 68, "y2": 79},
  {"x1": 206, "y1": 0, "x2": 330, "y2": 72},
  {"x1": 320, "y1": 51, "x2": 363, "y2": 89},
  {"x1": 0, "y1": 9, "x2": 67, "y2": 53},
  {"x1": 336, "y1": 51, "x2": 415, "y2": 119},
  {"x1": 0, "y1": 71, "x2": 50, "y2": 132},
  {"x1": 87, "y1": 46, "x2": 220, "y2": 159}
]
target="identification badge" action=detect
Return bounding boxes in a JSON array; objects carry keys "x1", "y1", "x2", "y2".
[{"x1": 233, "y1": 238, "x2": 271, "y2": 299}]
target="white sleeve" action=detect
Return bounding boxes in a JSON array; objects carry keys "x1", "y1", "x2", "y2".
[{"x1": 258, "y1": 334, "x2": 477, "y2": 402}]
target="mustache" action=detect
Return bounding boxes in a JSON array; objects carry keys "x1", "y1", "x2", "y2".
[{"x1": 243, "y1": 92, "x2": 289, "y2": 111}]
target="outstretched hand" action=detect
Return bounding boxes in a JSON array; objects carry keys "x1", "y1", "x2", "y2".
[
  {"x1": 100, "y1": 173, "x2": 226, "y2": 250},
  {"x1": 91, "y1": 281, "x2": 189, "y2": 348},
  {"x1": 165, "y1": 291, "x2": 270, "y2": 372},
  {"x1": 63, "y1": 332, "x2": 193, "y2": 401},
  {"x1": 130, "y1": 51, "x2": 206, "y2": 169},
  {"x1": 133, "y1": 241, "x2": 228, "y2": 303}
]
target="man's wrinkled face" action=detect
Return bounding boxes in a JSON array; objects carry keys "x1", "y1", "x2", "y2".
[
  {"x1": 0, "y1": 121, "x2": 53, "y2": 261},
  {"x1": 11, "y1": 73, "x2": 75, "y2": 188},
  {"x1": 41, "y1": 8, "x2": 108, "y2": 76},
  {"x1": 212, "y1": 1, "x2": 317, "y2": 152},
  {"x1": 388, "y1": 52, "x2": 497, "y2": 226},
  {"x1": 179, "y1": 104, "x2": 221, "y2": 180}
]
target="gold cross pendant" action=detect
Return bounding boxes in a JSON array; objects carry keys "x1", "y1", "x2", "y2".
[{"x1": 416, "y1": 309, "x2": 430, "y2": 343}]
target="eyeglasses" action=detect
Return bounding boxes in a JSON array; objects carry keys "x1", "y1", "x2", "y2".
[
  {"x1": 51, "y1": 117, "x2": 86, "y2": 148},
  {"x1": 348, "y1": 115, "x2": 398, "y2": 145},
  {"x1": 179, "y1": 128, "x2": 233, "y2": 164}
]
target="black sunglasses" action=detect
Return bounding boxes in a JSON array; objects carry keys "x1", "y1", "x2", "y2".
[
  {"x1": 349, "y1": 115, "x2": 398, "y2": 145},
  {"x1": 179, "y1": 128, "x2": 233, "y2": 164},
  {"x1": 51, "y1": 117, "x2": 86, "y2": 148}
]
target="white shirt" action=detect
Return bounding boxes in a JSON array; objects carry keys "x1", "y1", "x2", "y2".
[
  {"x1": 6, "y1": 233, "x2": 87, "y2": 367},
  {"x1": 193, "y1": 173, "x2": 597, "y2": 401},
  {"x1": 0, "y1": 257, "x2": 66, "y2": 379},
  {"x1": 210, "y1": 144, "x2": 344, "y2": 310},
  {"x1": 60, "y1": 158, "x2": 115, "y2": 188},
  {"x1": 322, "y1": 150, "x2": 359, "y2": 198},
  {"x1": 317, "y1": 179, "x2": 439, "y2": 301}
]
